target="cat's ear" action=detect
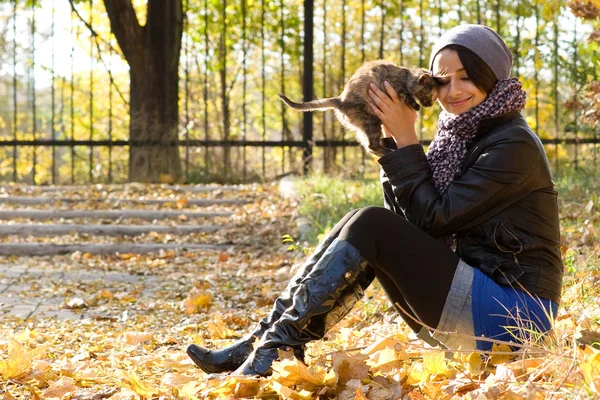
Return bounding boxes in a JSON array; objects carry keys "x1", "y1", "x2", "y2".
[{"x1": 418, "y1": 72, "x2": 432, "y2": 84}]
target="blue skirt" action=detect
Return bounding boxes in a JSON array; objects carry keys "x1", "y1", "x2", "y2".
[{"x1": 471, "y1": 267, "x2": 558, "y2": 351}]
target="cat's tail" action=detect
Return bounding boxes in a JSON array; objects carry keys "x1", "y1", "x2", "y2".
[{"x1": 278, "y1": 94, "x2": 342, "y2": 111}]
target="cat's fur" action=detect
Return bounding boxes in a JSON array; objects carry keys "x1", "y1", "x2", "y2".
[{"x1": 279, "y1": 60, "x2": 439, "y2": 157}]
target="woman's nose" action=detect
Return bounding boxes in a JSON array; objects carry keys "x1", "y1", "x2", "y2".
[{"x1": 448, "y1": 80, "x2": 463, "y2": 97}]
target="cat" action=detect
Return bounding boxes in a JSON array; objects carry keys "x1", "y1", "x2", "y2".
[{"x1": 279, "y1": 60, "x2": 439, "y2": 157}]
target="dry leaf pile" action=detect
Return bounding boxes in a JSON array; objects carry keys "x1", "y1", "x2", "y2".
[{"x1": 0, "y1": 182, "x2": 599, "y2": 398}]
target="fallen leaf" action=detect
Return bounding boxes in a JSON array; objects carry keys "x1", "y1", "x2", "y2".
[
  {"x1": 331, "y1": 352, "x2": 369, "y2": 385},
  {"x1": 0, "y1": 339, "x2": 47, "y2": 379},
  {"x1": 41, "y1": 376, "x2": 76, "y2": 399},
  {"x1": 115, "y1": 370, "x2": 157, "y2": 398},
  {"x1": 489, "y1": 343, "x2": 514, "y2": 365},
  {"x1": 184, "y1": 290, "x2": 212, "y2": 314},
  {"x1": 123, "y1": 332, "x2": 153, "y2": 345}
]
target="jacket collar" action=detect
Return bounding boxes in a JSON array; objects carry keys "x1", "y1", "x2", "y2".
[{"x1": 476, "y1": 111, "x2": 522, "y2": 136}]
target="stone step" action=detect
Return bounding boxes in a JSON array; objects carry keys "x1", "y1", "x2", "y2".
[
  {"x1": 0, "y1": 196, "x2": 249, "y2": 207},
  {"x1": 0, "y1": 243, "x2": 233, "y2": 256},
  {"x1": 0, "y1": 223, "x2": 229, "y2": 237},
  {"x1": 3, "y1": 184, "x2": 242, "y2": 193},
  {"x1": 0, "y1": 209, "x2": 232, "y2": 220}
]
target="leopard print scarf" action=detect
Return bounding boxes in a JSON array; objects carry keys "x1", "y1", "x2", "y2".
[{"x1": 427, "y1": 78, "x2": 526, "y2": 194}]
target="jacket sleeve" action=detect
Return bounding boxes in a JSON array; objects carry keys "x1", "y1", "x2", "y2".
[
  {"x1": 379, "y1": 138, "x2": 404, "y2": 215},
  {"x1": 377, "y1": 128, "x2": 544, "y2": 236}
]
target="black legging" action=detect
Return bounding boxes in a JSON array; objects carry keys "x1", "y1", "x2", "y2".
[{"x1": 327, "y1": 206, "x2": 460, "y2": 332}]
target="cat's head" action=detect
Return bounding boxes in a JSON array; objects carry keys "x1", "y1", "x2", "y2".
[{"x1": 412, "y1": 70, "x2": 439, "y2": 107}]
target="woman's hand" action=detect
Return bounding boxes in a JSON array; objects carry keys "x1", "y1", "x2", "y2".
[{"x1": 367, "y1": 81, "x2": 419, "y2": 148}]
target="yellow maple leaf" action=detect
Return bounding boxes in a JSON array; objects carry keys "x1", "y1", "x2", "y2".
[
  {"x1": 0, "y1": 339, "x2": 47, "y2": 379},
  {"x1": 271, "y1": 353, "x2": 331, "y2": 388},
  {"x1": 183, "y1": 290, "x2": 212, "y2": 315},
  {"x1": 423, "y1": 350, "x2": 448, "y2": 377},
  {"x1": 116, "y1": 370, "x2": 157, "y2": 398},
  {"x1": 466, "y1": 352, "x2": 483, "y2": 376},
  {"x1": 489, "y1": 343, "x2": 513, "y2": 365}
]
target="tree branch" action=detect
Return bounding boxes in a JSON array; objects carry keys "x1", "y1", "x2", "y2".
[{"x1": 102, "y1": 0, "x2": 145, "y2": 74}]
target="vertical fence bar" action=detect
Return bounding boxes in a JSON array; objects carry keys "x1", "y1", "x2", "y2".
[
  {"x1": 361, "y1": 0, "x2": 367, "y2": 172},
  {"x1": 220, "y1": 0, "x2": 229, "y2": 181},
  {"x1": 12, "y1": 0, "x2": 18, "y2": 182},
  {"x1": 534, "y1": 1, "x2": 539, "y2": 136},
  {"x1": 242, "y1": 0, "x2": 248, "y2": 181},
  {"x1": 59, "y1": 76, "x2": 65, "y2": 182},
  {"x1": 418, "y1": 0, "x2": 424, "y2": 141},
  {"x1": 457, "y1": 0, "x2": 462, "y2": 22},
  {"x1": 476, "y1": 0, "x2": 481, "y2": 24},
  {"x1": 89, "y1": 0, "x2": 94, "y2": 182},
  {"x1": 261, "y1": 0, "x2": 266, "y2": 178},
  {"x1": 438, "y1": 0, "x2": 442, "y2": 37},
  {"x1": 322, "y1": 0, "x2": 329, "y2": 172},
  {"x1": 361, "y1": 0, "x2": 365, "y2": 64},
  {"x1": 108, "y1": 38, "x2": 113, "y2": 183},
  {"x1": 398, "y1": 0, "x2": 404, "y2": 65},
  {"x1": 572, "y1": 18, "x2": 579, "y2": 169},
  {"x1": 495, "y1": 0, "x2": 501, "y2": 35},
  {"x1": 303, "y1": 0, "x2": 314, "y2": 175},
  {"x1": 514, "y1": 1, "x2": 521, "y2": 79},
  {"x1": 70, "y1": 7, "x2": 75, "y2": 183},
  {"x1": 31, "y1": 0, "x2": 37, "y2": 185},
  {"x1": 184, "y1": 0, "x2": 190, "y2": 182},
  {"x1": 203, "y1": 0, "x2": 209, "y2": 178},
  {"x1": 280, "y1": 0, "x2": 287, "y2": 174},
  {"x1": 378, "y1": 1, "x2": 385, "y2": 59},
  {"x1": 51, "y1": 0, "x2": 56, "y2": 184},
  {"x1": 553, "y1": 14, "x2": 559, "y2": 173},
  {"x1": 340, "y1": 0, "x2": 346, "y2": 164}
]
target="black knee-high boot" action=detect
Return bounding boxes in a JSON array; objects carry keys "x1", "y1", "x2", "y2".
[
  {"x1": 233, "y1": 239, "x2": 374, "y2": 376},
  {"x1": 186, "y1": 229, "x2": 343, "y2": 373}
]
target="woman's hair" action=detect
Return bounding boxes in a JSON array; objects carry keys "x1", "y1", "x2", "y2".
[{"x1": 441, "y1": 45, "x2": 498, "y2": 94}]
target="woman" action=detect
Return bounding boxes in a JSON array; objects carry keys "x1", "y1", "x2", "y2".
[{"x1": 187, "y1": 24, "x2": 563, "y2": 376}]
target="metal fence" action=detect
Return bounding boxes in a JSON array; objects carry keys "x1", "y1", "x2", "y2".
[{"x1": 0, "y1": 0, "x2": 598, "y2": 184}]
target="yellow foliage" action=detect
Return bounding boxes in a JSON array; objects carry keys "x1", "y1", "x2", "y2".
[
  {"x1": 271, "y1": 350, "x2": 336, "y2": 388},
  {"x1": 115, "y1": 370, "x2": 158, "y2": 398},
  {"x1": 0, "y1": 339, "x2": 47, "y2": 379},
  {"x1": 489, "y1": 343, "x2": 514, "y2": 365},
  {"x1": 579, "y1": 345, "x2": 600, "y2": 393},
  {"x1": 184, "y1": 290, "x2": 212, "y2": 314}
]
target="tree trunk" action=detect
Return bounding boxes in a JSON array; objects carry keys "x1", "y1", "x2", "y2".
[{"x1": 104, "y1": 0, "x2": 183, "y2": 183}]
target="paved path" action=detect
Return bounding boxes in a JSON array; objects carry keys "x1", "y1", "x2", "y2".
[{"x1": 0, "y1": 183, "x2": 253, "y2": 321}]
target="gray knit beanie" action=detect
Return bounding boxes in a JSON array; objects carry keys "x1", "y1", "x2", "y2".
[{"x1": 429, "y1": 24, "x2": 512, "y2": 80}]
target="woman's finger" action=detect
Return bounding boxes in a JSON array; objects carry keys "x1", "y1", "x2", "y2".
[
  {"x1": 368, "y1": 86, "x2": 391, "y2": 112},
  {"x1": 368, "y1": 101, "x2": 383, "y2": 118},
  {"x1": 383, "y1": 81, "x2": 401, "y2": 104}
]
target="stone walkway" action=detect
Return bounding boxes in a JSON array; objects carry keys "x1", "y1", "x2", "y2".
[{"x1": 0, "y1": 184, "x2": 252, "y2": 322}]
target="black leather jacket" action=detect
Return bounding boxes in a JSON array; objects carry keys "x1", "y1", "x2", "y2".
[{"x1": 378, "y1": 112, "x2": 563, "y2": 304}]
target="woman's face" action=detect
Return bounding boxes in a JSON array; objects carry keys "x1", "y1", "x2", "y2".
[{"x1": 432, "y1": 49, "x2": 487, "y2": 115}]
